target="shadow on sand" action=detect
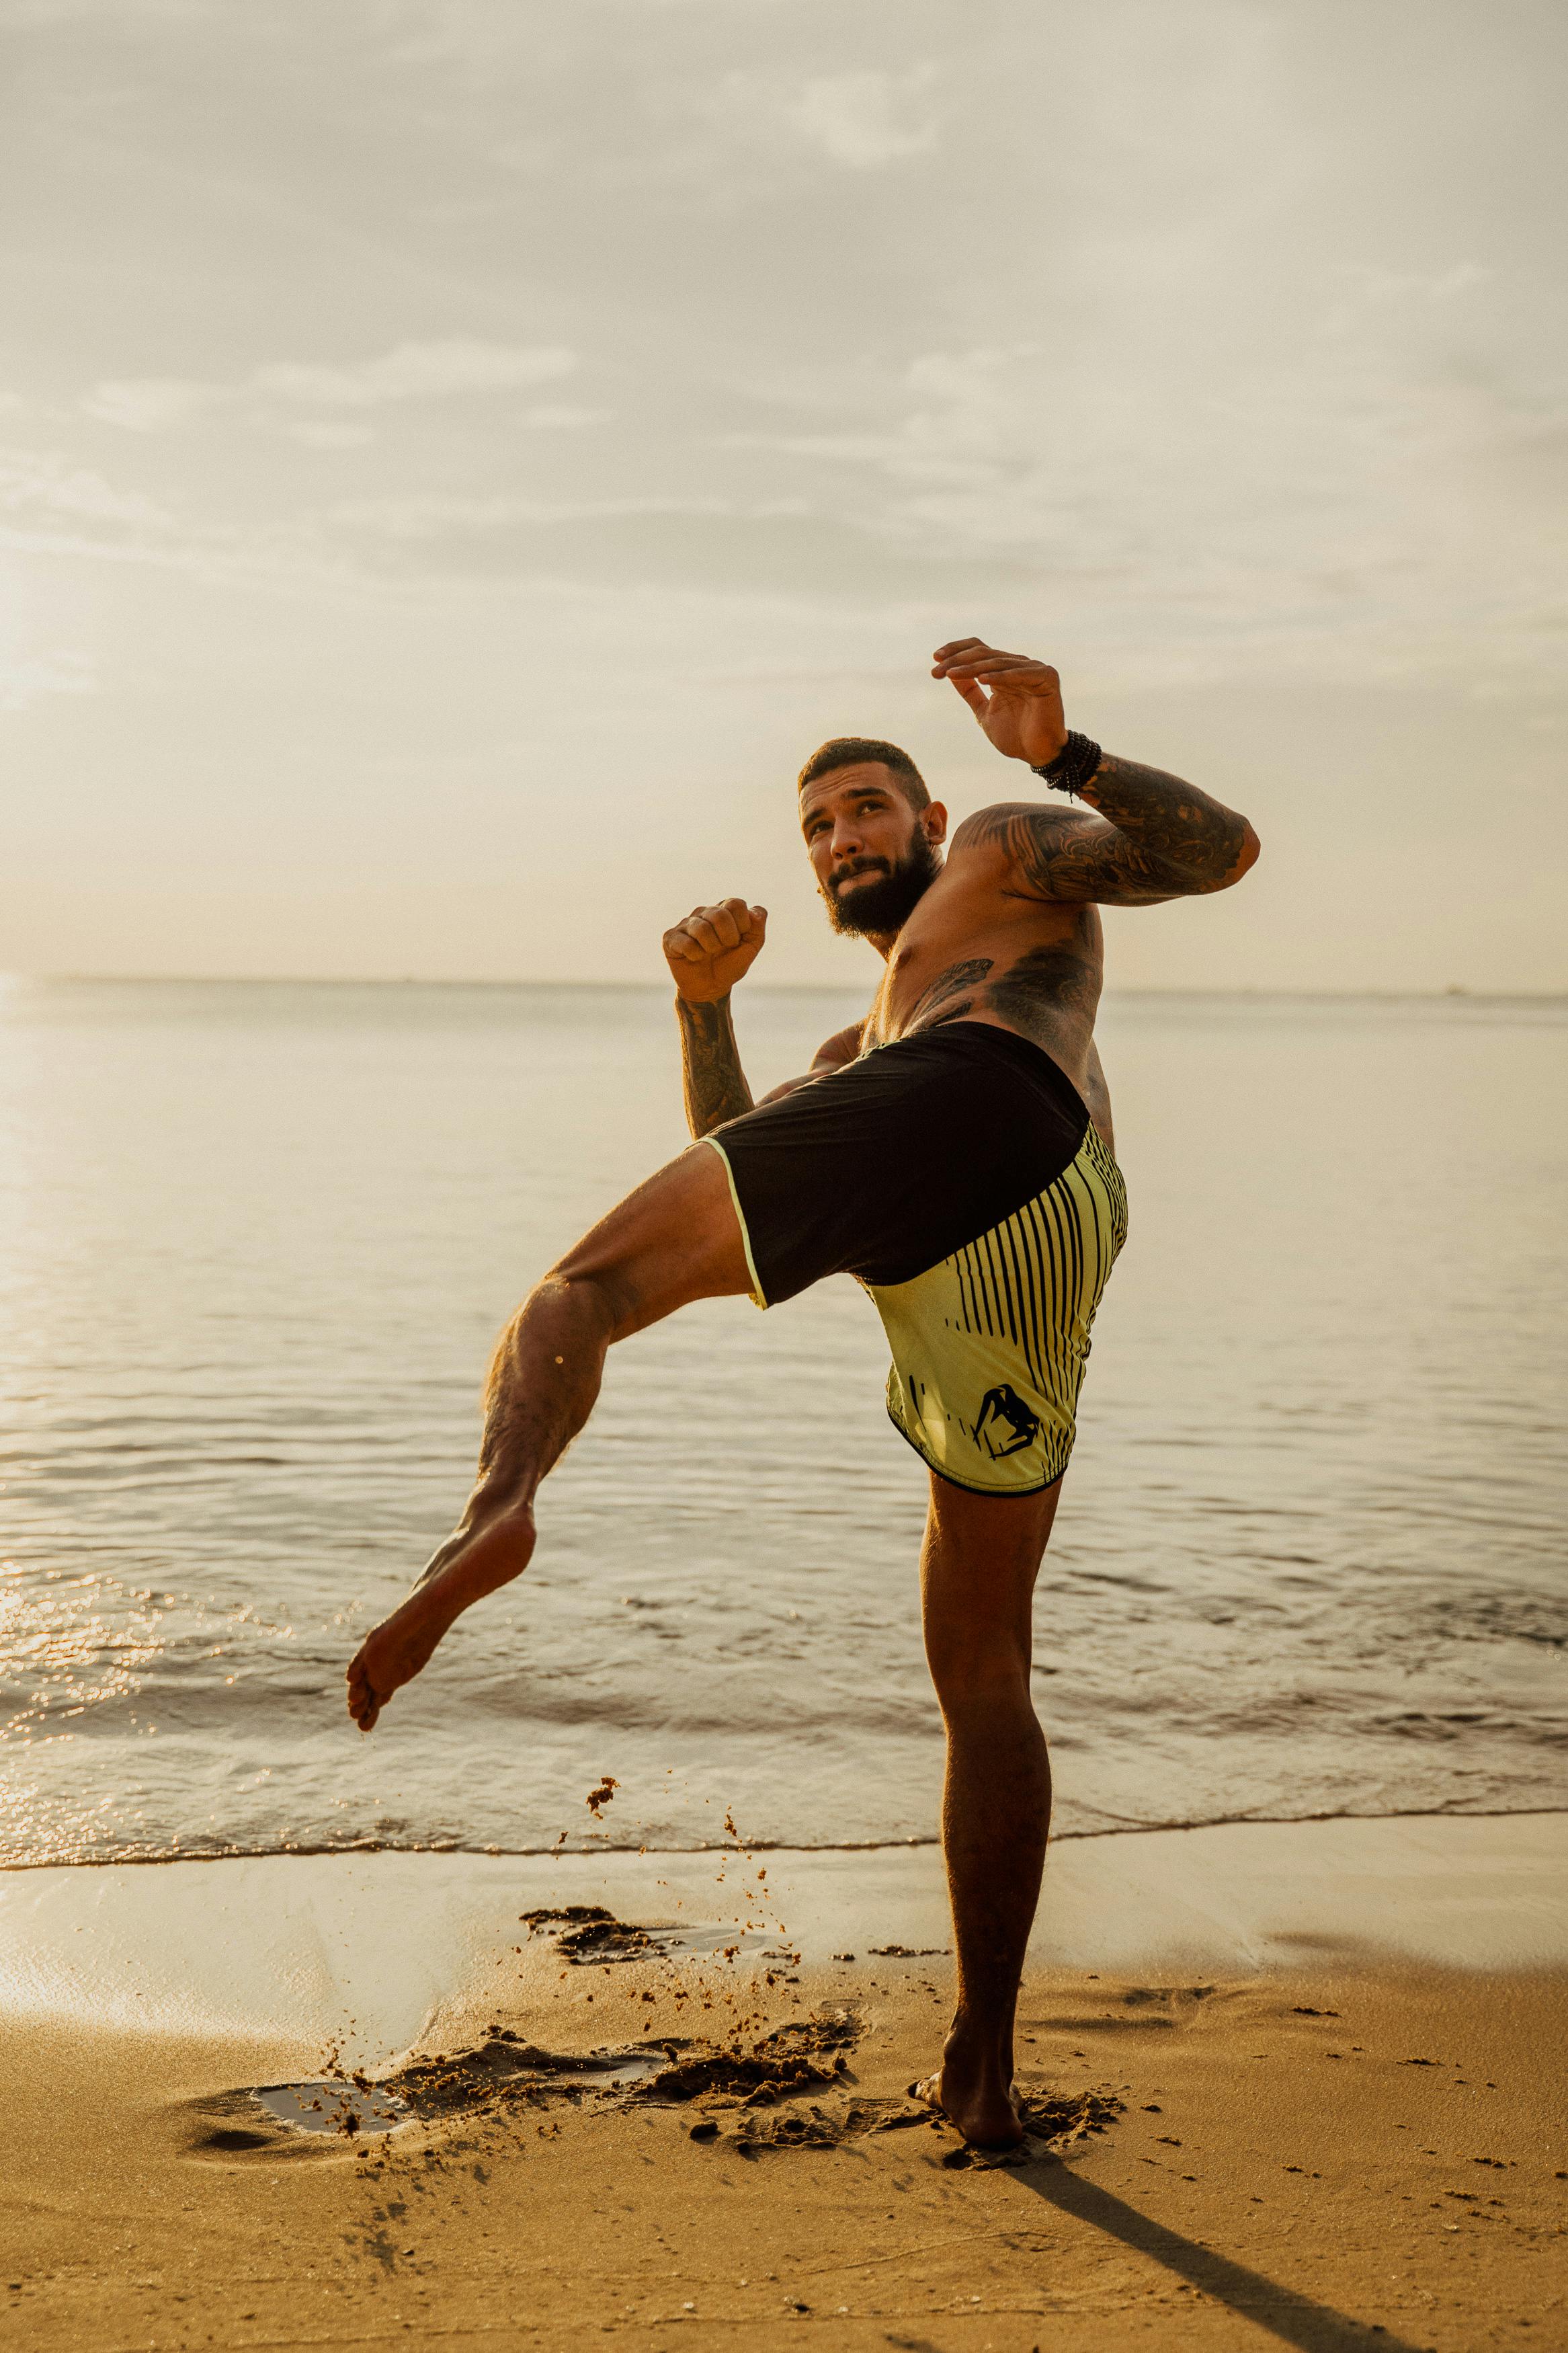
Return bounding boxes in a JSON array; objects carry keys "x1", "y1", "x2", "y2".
[{"x1": 1019, "y1": 2159, "x2": 1434, "y2": 2353}]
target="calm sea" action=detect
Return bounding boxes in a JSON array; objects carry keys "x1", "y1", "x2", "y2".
[{"x1": 1, "y1": 980, "x2": 1563, "y2": 1870}]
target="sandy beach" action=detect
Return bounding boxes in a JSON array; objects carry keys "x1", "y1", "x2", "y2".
[{"x1": 4, "y1": 1816, "x2": 1565, "y2": 2349}]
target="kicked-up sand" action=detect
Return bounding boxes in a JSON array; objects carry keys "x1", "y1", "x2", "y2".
[{"x1": 2, "y1": 1815, "x2": 1565, "y2": 2349}]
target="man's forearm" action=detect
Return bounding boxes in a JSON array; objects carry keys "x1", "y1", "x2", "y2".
[
  {"x1": 1076, "y1": 753, "x2": 1257, "y2": 891},
  {"x1": 677, "y1": 995, "x2": 755, "y2": 1138}
]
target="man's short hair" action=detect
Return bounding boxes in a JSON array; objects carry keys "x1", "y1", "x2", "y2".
[{"x1": 797, "y1": 737, "x2": 930, "y2": 811}]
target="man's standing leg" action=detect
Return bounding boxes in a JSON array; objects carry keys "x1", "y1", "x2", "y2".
[{"x1": 918, "y1": 1473, "x2": 1063, "y2": 2147}]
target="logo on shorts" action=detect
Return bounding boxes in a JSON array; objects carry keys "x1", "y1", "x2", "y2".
[{"x1": 974, "y1": 1383, "x2": 1040, "y2": 1460}]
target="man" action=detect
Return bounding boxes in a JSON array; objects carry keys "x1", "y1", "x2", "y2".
[{"x1": 346, "y1": 637, "x2": 1260, "y2": 2149}]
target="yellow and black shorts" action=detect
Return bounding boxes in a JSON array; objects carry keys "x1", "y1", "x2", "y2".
[{"x1": 705, "y1": 1021, "x2": 1127, "y2": 1497}]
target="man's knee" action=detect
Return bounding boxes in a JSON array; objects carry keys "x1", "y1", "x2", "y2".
[
  {"x1": 546, "y1": 1148, "x2": 751, "y2": 1334},
  {"x1": 925, "y1": 1624, "x2": 1034, "y2": 1713},
  {"x1": 528, "y1": 1261, "x2": 638, "y2": 1345}
]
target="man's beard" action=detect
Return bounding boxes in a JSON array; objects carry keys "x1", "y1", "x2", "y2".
[{"x1": 823, "y1": 832, "x2": 941, "y2": 936}]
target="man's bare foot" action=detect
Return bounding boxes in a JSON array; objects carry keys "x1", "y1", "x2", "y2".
[
  {"x1": 345, "y1": 1505, "x2": 536, "y2": 1732},
  {"x1": 345, "y1": 1591, "x2": 456, "y2": 1733},
  {"x1": 909, "y1": 2056, "x2": 1025, "y2": 2151}
]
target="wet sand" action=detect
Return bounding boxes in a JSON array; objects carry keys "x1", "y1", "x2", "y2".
[{"x1": 3, "y1": 1819, "x2": 1566, "y2": 2348}]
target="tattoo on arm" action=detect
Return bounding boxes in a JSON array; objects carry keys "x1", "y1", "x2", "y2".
[
  {"x1": 1081, "y1": 754, "x2": 1254, "y2": 886},
  {"x1": 960, "y1": 753, "x2": 1257, "y2": 906},
  {"x1": 676, "y1": 996, "x2": 754, "y2": 1138}
]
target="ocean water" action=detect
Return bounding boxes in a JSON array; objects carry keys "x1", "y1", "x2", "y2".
[{"x1": 1, "y1": 979, "x2": 1563, "y2": 1870}]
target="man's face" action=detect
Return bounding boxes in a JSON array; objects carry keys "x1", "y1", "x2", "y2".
[{"x1": 798, "y1": 762, "x2": 945, "y2": 937}]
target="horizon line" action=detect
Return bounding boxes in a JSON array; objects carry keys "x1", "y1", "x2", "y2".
[{"x1": 4, "y1": 973, "x2": 1566, "y2": 1004}]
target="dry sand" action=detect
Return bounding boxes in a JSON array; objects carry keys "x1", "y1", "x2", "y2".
[{"x1": 3, "y1": 1818, "x2": 1565, "y2": 2350}]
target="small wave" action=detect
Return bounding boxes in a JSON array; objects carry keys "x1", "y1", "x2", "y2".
[{"x1": 6, "y1": 1800, "x2": 1565, "y2": 1874}]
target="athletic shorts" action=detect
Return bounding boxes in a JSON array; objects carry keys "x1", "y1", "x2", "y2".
[{"x1": 704, "y1": 1021, "x2": 1128, "y2": 1496}]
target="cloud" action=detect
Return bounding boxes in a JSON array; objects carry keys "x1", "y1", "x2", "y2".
[
  {"x1": 0, "y1": 448, "x2": 169, "y2": 526},
  {"x1": 715, "y1": 313, "x2": 1568, "y2": 686},
  {"x1": 784, "y1": 67, "x2": 938, "y2": 169},
  {"x1": 0, "y1": 646, "x2": 97, "y2": 711},
  {"x1": 276, "y1": 401, "x2": 600, "y2": 451},
  {"x1": 82, "y1": 340, "x2": 578, "y2": 433},
  {"x1": 249, "y1": 339, "x2": 575, "y2": 407},
  {"x1": 280, "y1": 421, "x2": 376, "y2": 450},
  {"x1": 682, "y1": 62, "x2": 940, "y2": 184},
  {"x1": 515, "y1": 404, "x2": 608, "y2": 432},
  {"x1": 331, "y1": 491, "x2": 807, "y2": 537},
  {"x1": 729, "y1": 346, "x2": 1031, "y2": 488},
  {"x1": 82, "y1": 378, "x2": 211, "y2": 432}
]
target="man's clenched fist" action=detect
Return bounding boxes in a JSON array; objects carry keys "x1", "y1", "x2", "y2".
[{"x1": 662, "y1": 898, "x2": 768, "y2": 1003}]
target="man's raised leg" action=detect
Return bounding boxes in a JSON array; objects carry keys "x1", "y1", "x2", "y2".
[
  {"x1": 346, "y1": 1143, "x2": 752, "y2": 1730},
  {"x1": 917, "y1": 1472, "x2": 1063, "y2": 2147}
]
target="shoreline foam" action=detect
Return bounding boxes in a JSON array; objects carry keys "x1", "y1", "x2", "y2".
[{"x1": 8, "y1": 1796, "x2": 1565, "y2": 1873}]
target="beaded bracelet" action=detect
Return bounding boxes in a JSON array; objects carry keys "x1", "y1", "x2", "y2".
[{"x1": 1030, "y1": 729, "x2": 1103, "y2": 798}]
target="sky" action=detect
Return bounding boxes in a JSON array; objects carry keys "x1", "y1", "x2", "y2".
[{"x1": 2, "y1": 0, "x2": 1565, "y2": 992}]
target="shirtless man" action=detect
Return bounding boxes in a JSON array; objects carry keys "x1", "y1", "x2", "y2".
[{"x1": 346, "y1": 638, "x2": 1260, "y2": 2148}]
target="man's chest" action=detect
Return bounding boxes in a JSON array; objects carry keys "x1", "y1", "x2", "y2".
[{"x1": 868, "y1": 861, "x2": 1098, "y2": 1041}]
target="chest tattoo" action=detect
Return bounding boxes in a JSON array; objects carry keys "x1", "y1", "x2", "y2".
[
  {"x1": 986, "y1": 943, "x2": 1100, "y2": 1030},
  {"x1": 901, "y1": 957, "x2": 994, "y2": 1032}
]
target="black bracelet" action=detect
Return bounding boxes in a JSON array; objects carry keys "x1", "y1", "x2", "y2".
[{"x1": 1030, "y1": 729, "x2": 1102, "y2": 798}]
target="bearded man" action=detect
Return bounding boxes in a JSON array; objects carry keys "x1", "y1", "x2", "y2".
[{"x1": 347, "y1": 637, "x2": 1260, "y2": 2149}]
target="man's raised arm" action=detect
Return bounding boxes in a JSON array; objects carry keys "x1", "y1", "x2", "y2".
[
  {"x1": 663, "y1": 898, "x2": 768, "y2": 1138},
  {"x1": 663, "y1": 900, "x2": 864, "y2": 1138},
  {"x1": 935, "y1": 637, "x2": 1260, "y2": 906}
]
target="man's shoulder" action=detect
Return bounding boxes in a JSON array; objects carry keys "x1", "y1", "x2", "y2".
[{"x1": 949, "y1": 799, "x2": 1100, "y2": 858}]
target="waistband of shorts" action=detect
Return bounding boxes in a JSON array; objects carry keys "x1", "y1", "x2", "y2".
[{"x1": 871, "y1": 1019, "x2": 1089, "y2": 1127}]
